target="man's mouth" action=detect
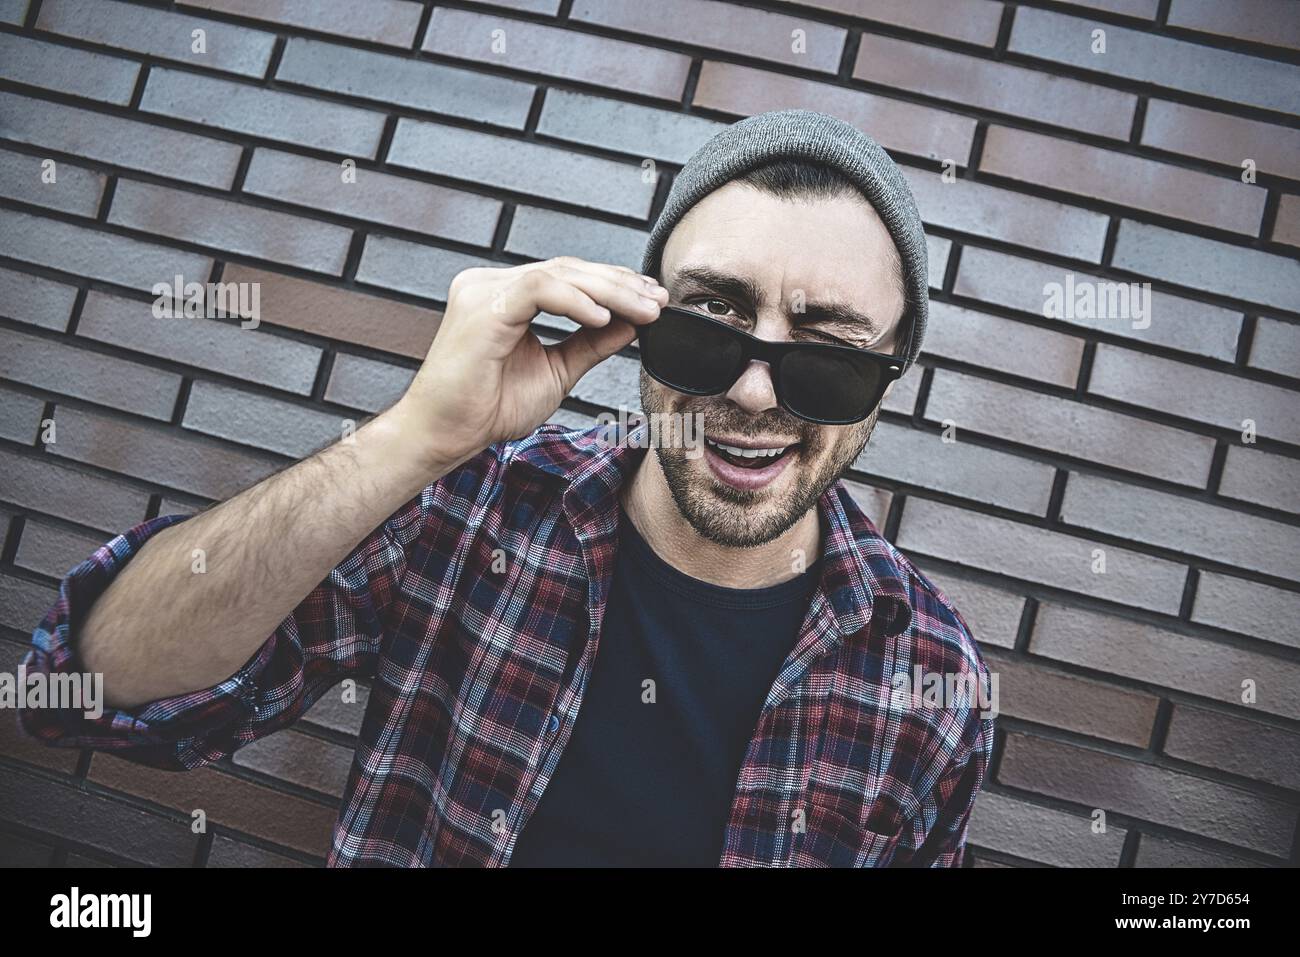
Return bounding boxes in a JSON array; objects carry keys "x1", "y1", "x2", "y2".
[
  {"x1": 703, "y1": 436, "x2": 798, "y2": 469},
  {"x1": 700, "y1": 434, "x2": 802, "y2": 492}
]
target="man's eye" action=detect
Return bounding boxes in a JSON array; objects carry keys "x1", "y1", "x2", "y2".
[{"x1": 701, "y1": 298, "x2": 734, "y2": 316}]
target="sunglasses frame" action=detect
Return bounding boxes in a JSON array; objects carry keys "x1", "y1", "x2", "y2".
[{"x1": 637, "y1": 305, "x2": 907, "y2": 425}]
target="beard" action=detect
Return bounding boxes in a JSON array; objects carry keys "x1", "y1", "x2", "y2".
[{"x1": 640, "y1": 369, "x2": 878, "y2": 549}]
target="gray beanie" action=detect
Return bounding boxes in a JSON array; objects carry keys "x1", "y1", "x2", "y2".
[{"x1": 641, "y1": 109, "x2": 928, "y2": 372}]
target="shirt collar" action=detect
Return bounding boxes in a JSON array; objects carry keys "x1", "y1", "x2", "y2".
[{"x1": 509, "y1": 420, "x2": 913, "y2": 640}]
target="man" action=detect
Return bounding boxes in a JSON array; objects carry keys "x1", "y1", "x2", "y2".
[{"x1": 20, "y1": 110, "x2": 995, "y2": 867}]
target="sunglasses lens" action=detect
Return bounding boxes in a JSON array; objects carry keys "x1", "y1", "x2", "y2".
[
  {"x1": 640, "y1": 310, "x2": 745, "y2": 394},
  {"x1": 779, "y1": 349, "x2": 881, "y2": 423}
]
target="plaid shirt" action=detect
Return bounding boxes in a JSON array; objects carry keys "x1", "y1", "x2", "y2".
[{"x1": 20, "y1": 422, "x2": 995, "y2": 867}]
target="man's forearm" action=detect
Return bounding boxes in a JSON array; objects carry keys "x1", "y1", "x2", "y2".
[{"x1": 78, "y1": 402, "x2": 466, "y2": 709}]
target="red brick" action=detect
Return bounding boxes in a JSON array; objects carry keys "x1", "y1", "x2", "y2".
[
  {"x1": 232, "y1": 730, "x2": 355, "y2": 798},
  {"x1": 1165, "y1": 704, "x2": 1300, "y2": 790},
  {"x1": 918, "y1": 569, "x2": 1025, "y2": 650},
  {"x1": 981, "y1": 126, "x2": 1264, "y2": 235},
  {"x1": 13, "y1": 518, "x2": 107, "y2": 579},
  {"x1": 1032, "y1": 602, "x2": 1300, "y2": 721},
  {"x1": 1192, "y1": 573, "x2": 1300, "y2": 651},
  {"x1": 1141, "y1": 99, "x2": 1300, "y2": 180},
  {"x1": 998, "y1": 731, "x2": 1296, "y2": 857},
  {"x1": 968, "y1": 791, "x2": 1128, "y2": 867},
  {"x1": 183, "y1": 0, "x2": 424, "y2": 48},
  {"x1": 789, "y1": 0, "x2": 1004, "y2": 46},
  {"x1": 923, "y1": 302, "x2": 1085, "y2": 387},
  {"x1": 0, "y1": 31, "x2": 139, "y2": 104},
  {"x1": 1167, "y1": 0, "x2": 1300, "y2": 52},
  {"x1": 694, "y1": 61, "x2": 975, "y2": 164},
  {"x1": 572, "y1": 0, "x2": 847, "y2": 73},
  {"x1": 424, "y1": 8, "x2": 690, "y2": 101},
  {"x1": 0, "y1": 265, "x2": 77, "y2": 332},
  {"x1": 0, "y1": 447, "x2": 151, "y2": 532},
  {"x1": 855, "y1": 36, "x2": 1135, "y2": 140},
  {"x1": 0, "y1": 145, "x2": 106, "y2": 217}
]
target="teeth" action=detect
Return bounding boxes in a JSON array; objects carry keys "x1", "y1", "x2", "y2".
[{"x1": 705, "y1": 437, "x2": 789, "y2": 458}]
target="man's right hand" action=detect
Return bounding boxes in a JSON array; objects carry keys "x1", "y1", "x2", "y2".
[{"x1": 391, "y1": 257, "x2": 668, "y2": 467}]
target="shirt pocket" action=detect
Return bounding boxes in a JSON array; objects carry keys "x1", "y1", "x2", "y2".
[{"x1": 791, "y1": 805, "x2": 903, "y2": 868}]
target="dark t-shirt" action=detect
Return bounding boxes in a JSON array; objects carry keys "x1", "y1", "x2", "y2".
[{"x1": 510, "y1": 507, "x2": 821, "y2": 867}]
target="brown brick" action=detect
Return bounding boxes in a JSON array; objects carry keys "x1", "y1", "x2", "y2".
[
  {"x1": 968, "y1": 791, "x2": 1128, "y2": 867},
  {"x1": 424, "y1": 8, "x2": 690, "y2": 101},
  {"x1": 243, "y1": 149, "x2": 499, "y2": 248},
  {"x1": 1272, "y1": 194, "x2": 1300, "y2": 248},
  {"x1": 1032, "y1": 601, "x2": 1300, "y2": 721},
  {"x1": 0, "y1": 327, "x2": 182, "y2": 421},
  {"x1": 77, "y1": 290, "x2": 323, "y2": 396},
  {"x1": 981, "y1": 126, "x2": 1264, "y2": 235},
  {"x1": 0, "y1": 31, "x2": 139, "y2": 105},
  {"x1": 0, "y1": 384, "x2": 43, "y2": 445},
  {"x1": 207, "y1": 834, "x2": 311, "y2": 867},
  {"x1": 954, "y1": 247, "x2": 1242, "y2": 361},
  {"x1": 998, "y1": 731, "x2": 1296, "y2": 856},
  {"x1": 536, "y1": 89, "x2": 725, "y2": 164},
  {"x1": 37, "y1": 0, "x2": 276, "y2": 77},
  {"x1": 1220, "y1": 445, "x2": 1300, "y2": 514},
  {"x1": 897, "y1": 498, "x2": 1188, "y2": 614},
  {"x1": 918, "y1": 569, "x2": 1026, "y2": 650},
  {"x1": 694, "y1": 61, "x2": 975, "y2": 164},
  {"x1": 0, "y1": 208, "x2": 213, "y2": 292},
  {"x1": 984, "y1": 648, "x2": 1159, "y2": 746},
  {"x1": 1141, "y1": 100, "x2": 1300, "y2": 180},
  {"x1": 855, "y1": 36, "x2": 1135, "y2": 141},
  {"x1": 1167, "y1": 0, "x2": 1300, "y2": 52},
  {"x1": 90, "y1": 753, "x2": 338, "y2": 858},
  {"x1": 233, "y1": 730, "x2": 355, "y2": 798},
  {"x1": 109, "y1": 180, "x2": 353, "y2": 275},
  {"x1": 572, "y1": 0, "x2": 846, "y2": 73},
  {"x1": 1009, "y1": 7, "x2": 1299, "y2": 114},
  {"x1": 183, "y1": 0, "x2": 423, "y2": 48},
  {"x1": 904, "y1": 167, "x2": 1109, "y2": 261},
  {"x1": 0, "y1": 573, "x2": 58, "y2": 634},
  {"x1": 0, "y1": 763, "x2": 197, "y2": 866},
  {"x1": 1249, "y1": 316, "x2": 1300, "y2": 379},
  {"x1": 140, "y1": 67, "x2": 386, "y2": 159},
  {"x1": 355, "y1": 235, "x2": 493, "y2": 302},
  {"x1": 1192, "y1": 573, "x2": 1300, "y2": 651},
  {"x1": 0, "y1": 91, "x2": 243, "y2": 189},
  {"x1": 1089, "y1": 344, "x2": 1300, "y2": 446},
  {"x1": 183, "y1": 381, "x2": 342, "y2": 458},
  {"x1": 0, "y1": 145, "x2": 106, "y2": 217},
  {"x1": 927, "y1": 369, "x2": 1215, "y2": 488},
  {"x1": 855, "y1": 419, "x2": 1056, "y2": 515},
  {"x1": 0, "y1": 447, "x2": 150, "y2": 532},
  {"x1": 323, "y1": 353, "x2": 414, "y2": 414},
  {"x1": 0, "y1": 266, "x2": 77, "y2": 332},
  {"x1": 790, "y1": 0, "x2": 1003, "y2": 46},
  {"x1": 14, "y1": 518, "x2": 107, "y2": 579},
  {"x1": 923, "y1": 302, "x2": 1085, "y2": 388},
  {"x1": 1165, "y1": 704, "x2": 1300, "y2": 791},
  {"x1": 47, "y1": 405, "x2": 280, "y2": 500}
]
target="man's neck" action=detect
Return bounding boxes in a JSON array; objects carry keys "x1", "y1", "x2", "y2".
[{"x1": 619, "y1": 449, "x2": 822, "y2": 589}]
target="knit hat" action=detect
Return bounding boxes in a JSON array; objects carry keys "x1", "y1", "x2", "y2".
[{"x1": 641, "y1": 109, "x2": 928, "y2": 372}]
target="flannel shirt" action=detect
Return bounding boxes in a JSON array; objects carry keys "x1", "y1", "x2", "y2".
[{"x1": 20, "y1": 421, "x2": 995, "y2": 867}]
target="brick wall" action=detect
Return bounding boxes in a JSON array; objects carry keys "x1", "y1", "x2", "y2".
[{"x1": 0, "y1": 0, "x2": 1297, "y2": 868}]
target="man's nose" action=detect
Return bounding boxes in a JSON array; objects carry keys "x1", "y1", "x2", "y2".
[{"x1": 723, "y1": 359, "x2": 779, "y2": 415}]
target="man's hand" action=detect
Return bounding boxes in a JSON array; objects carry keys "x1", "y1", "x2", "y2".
[{"x1": 393, "y1": 257, "x2": 668, "y2": 466}]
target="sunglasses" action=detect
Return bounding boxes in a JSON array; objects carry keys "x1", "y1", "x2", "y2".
[{"x1": 637, "y1": 306, "x2": 905, "y2": 425}]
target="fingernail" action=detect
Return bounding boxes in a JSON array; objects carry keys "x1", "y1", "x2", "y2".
[{"x1": 638, "y1": 295, "x2": 659, "y2": 309}]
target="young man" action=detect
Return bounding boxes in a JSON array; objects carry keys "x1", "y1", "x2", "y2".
[{"x1": 20, "y1": 110, "x2": 995, "y2": 867}]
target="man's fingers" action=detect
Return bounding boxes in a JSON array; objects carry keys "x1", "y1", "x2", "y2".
[
  {"x1": 543, "y1": 265, "x2": 665, "y2": 325},
  {"x1": 546, "y1": 319, "x2": 638, "y2": 395}
]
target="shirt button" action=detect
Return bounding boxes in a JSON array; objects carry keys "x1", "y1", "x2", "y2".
[{"x1": 547, "y1": 713, "x2": 561, "y2": 733}]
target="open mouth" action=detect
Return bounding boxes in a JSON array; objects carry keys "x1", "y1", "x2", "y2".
[{"x1": 703, "y1": 436, "x2": 798, "y2": 469}]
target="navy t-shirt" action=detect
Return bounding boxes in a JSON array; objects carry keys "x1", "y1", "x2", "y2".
[{"x1": 510, "y1": 507, "x2": 821, "y2": 867}]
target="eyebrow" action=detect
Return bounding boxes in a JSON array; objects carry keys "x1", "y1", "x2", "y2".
[{"x1": 670, "y1": 264, "x2": 885, "y2": 343}]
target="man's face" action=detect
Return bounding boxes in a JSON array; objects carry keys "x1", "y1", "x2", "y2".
[{"x1": 641, "y1": 181, "x2": 907, "y2": 548}]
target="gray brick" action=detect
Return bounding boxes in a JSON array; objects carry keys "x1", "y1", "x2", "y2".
[
  {"x1": 506, "y1": 206, "x2": 647, "y2": 268},
  {"x1": 1249, "y1": 317, "x2": 1300, "y2": 379},
  {"x1": 140, "y1": 67, "x2": 386, "y2": 158},
  {"x1": 0, "y1": 91, "x2": 243, "y2": 189},
  {"x1": 183, "y1": 380, "x2": 343, "y2": 458},
  {"x1": 0, "y1": 31, "x2": 139, "y2": 104},
  {"x1": 0, "y1": 0, "x2": 27, "y2": 24},
  {"x1": 897, "y1": 497, "x2": 1187, "y2": 614},
  {"x1": 275, "y1": 37, "x2": 534, "y2": 130},
  {"x1": 968, "y1": 791, "x2": 1127, "y2": 867},
  {"x1": 388, "y1": 119, "x2": 656, "y2": 219},
  {"x1": 1219, "y1": 445, "x2": 1300, "y2": 514},
  {"x1": 573, "y1": 352, "x2": 640, "y2": 409},
  {"x1": 0, "y1": 208, "x2": 213, "y2": 291},
  {"x1": 208, "y1": 835, "x2": 309, "y2": 868},
  {"x1": 793, "y1": 0, "x2": 1004, "y2": 46},
  {"x1": 0, "y1": 447, "x2": 150, "y2": 532},
  {"x1": 918, "y1": 569, "x2": 1025, "y2": 650},
  {"x1": 926, "y1": 236, "x2": 950, "y2": 291},
  {"x1": 0, "y1": 265, "x2": 77, "y2": 331},
  {"x1": 926, "y1": 368, "x2": 1216, "y2": 487},
  {"x1": 1192, "y1": 572, "x2": 1300, "y2": 651},
  {"x1": 233, "y1": 730, "x2": 355, "y2": 798},
  {"x1": 38, "y1": 0, "x2": 276, "y2": 78},
  {"x1": 839, "y1": 479, "x2": 892, "y2": 530},
  {"x1": 1142, "y1": 99, "x2": 1300, "y2": 180},
  {"x1": 303, "y1": 682, "x2": 370, "y2": 736},
  {"x1": 13, "y1": 518, "x2": 105, "y2": 579},
  {"x1": 1009, "y1": 7, "x2": 1300, "y2": 113},
  {"x1": 109, "y1": 179, "x2": 353, "y2": 275},
  {"x1": 355, "y1": 235, "x2": 493, "y2": 303},
  {"x1": 1168, "y1": 0, "x2": 1300, "y2": 51},
  {"x1": 1032, "y1": 601, "x2": 1300, "y2": 721},
  {"x1": 883, "y1": 367, "x2": 920, "y2": 415},
  {"x1": 1089, "y1": 344, "x2": 1300, "y2": 446},
  {"x1": 0, "y1": 145, "x2": 105, "y2": 216},
  {"x1": 183, "y1": 0, "x2": 423, "y2": 47},
  {"x1": 1135, "y1": 835, "x2": 1265, "y2": 868},
  {"x1": 923, "y1": 302, "x2": 1085, "y2": 388},
  {"x1": 856, "y1": 420, "x2": 1056, "y2": 514},
  {"x1": 323, "y1": 353, "x2": 414, "y2": 414},
  {"x1": 0, "y1": 384, "x2": 43, "y2": 444},
  {"x1": 0, "y1": 573, "x2": 58, "y2": 633},
  {"x1": 955, "y1": 247, "x2": 1242, "y2": 361},
  {"x1": 77, "y1": 290, "x2": 323, "y2": 396},
  {"x1": 536, "y1": 89, "x2": 725, "y2": 163},
  {"x1": 0, "y1": 326, "x2": 181, "y2": 420},
  {"x1": 1113, "y1": 220, "x2": 1300, "y2": 314},
  {"x1": 1165, "y1": 704, "x2": 1300, "y2": 791}
]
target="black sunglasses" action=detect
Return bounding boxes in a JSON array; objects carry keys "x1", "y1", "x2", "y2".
[{"x1": 637, "y1": 306, "x2": 905, "y2": 425}]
